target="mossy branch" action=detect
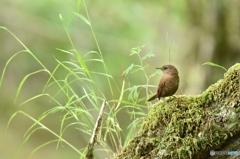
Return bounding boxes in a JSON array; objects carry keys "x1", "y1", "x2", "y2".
[{"x1": 116, "y1": 63, "x2": 240, "y2": 159}]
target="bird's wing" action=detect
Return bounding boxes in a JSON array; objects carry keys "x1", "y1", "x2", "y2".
[{"x1": 157, "y1": 79, "x2": 166, "y2": 98}]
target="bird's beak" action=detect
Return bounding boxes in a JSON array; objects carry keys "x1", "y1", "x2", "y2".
[{"x1": 155, "y1": 67, "x2": 163, "y2": 70}]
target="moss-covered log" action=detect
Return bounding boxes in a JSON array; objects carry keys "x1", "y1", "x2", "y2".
[{"x1": 116, "y1": 63, "x2": 240, "y2": 159}]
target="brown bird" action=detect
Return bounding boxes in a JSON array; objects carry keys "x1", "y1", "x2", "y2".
[{"x1": 147, "y1": 64, "x2": 179, "y2": 101}]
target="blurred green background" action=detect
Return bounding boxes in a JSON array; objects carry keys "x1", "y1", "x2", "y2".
[{"x1": 1, "y1": 0, "x2": 240, "y2": 158}]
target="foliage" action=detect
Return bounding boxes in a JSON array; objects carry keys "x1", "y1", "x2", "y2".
[
  {"x1": 0, "y1": 1, "x2": 160, "y2": 158},
  {"x1": 202, "y1": 62, "x2": 227, "y2": 72}
]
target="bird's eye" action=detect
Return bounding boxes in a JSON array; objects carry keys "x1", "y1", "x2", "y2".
[{"x1": 163, "y1": 67, "x2": 168, "y2": 70}]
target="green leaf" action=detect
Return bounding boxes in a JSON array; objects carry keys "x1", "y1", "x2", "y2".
[
  {"x1": 73, "y1": 12, "x2": 91, "y2": 25},
  {"x1": 202, "y1": 62, "x2": 227, "y2": 71},
  {"x1": 77, "y1": 0, "x2": 82, "y2": 12},
  {"x1": 149, "y1": 70, "x2": 162, "y2": 78},
  {"x1": 130, "y1": 45, "x2": 144, "y2": 56},
  {"x1": 142, "y1": 51, "x2": 155, "y2": 60},
  {"x1": 127, "y1": 85, "x2": 140, "y2": 101},
  {"x1": 122, "y1": 63, "x2": 135, "y2": 76}
]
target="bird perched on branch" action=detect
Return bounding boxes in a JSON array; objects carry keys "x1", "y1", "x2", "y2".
[{"x1": 147, "y1": 64, "x2": 179, "y2": 101}]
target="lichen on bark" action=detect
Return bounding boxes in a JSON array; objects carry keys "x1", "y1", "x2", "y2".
[{"x1": 116, "y1": 63, "x2": 240, "y2": 159}]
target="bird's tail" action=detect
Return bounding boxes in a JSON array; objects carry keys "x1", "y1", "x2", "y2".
[{"x1": 147, "y1": 94, "x2": 157, "y2": 101}]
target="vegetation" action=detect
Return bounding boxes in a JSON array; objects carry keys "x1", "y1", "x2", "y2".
[
  {"x1": 1, "y1": 2, "x2": 160, "y2": 158},
  {"x1": 1, "y1": 0, "x2": 239, "y2": 158}
]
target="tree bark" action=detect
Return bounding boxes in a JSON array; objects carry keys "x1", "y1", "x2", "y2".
[{"x1": 116, "y1": 63, "x2": 240, "y2": 159}]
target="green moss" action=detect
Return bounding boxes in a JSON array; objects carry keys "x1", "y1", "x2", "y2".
[{"x1": 116, "y1": 63, "x2": 240, "y2": 159}]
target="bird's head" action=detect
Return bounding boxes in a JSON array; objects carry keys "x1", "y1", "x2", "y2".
[{"x1": 156, "y1": 64, "x2": 179, "y2": 75}]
